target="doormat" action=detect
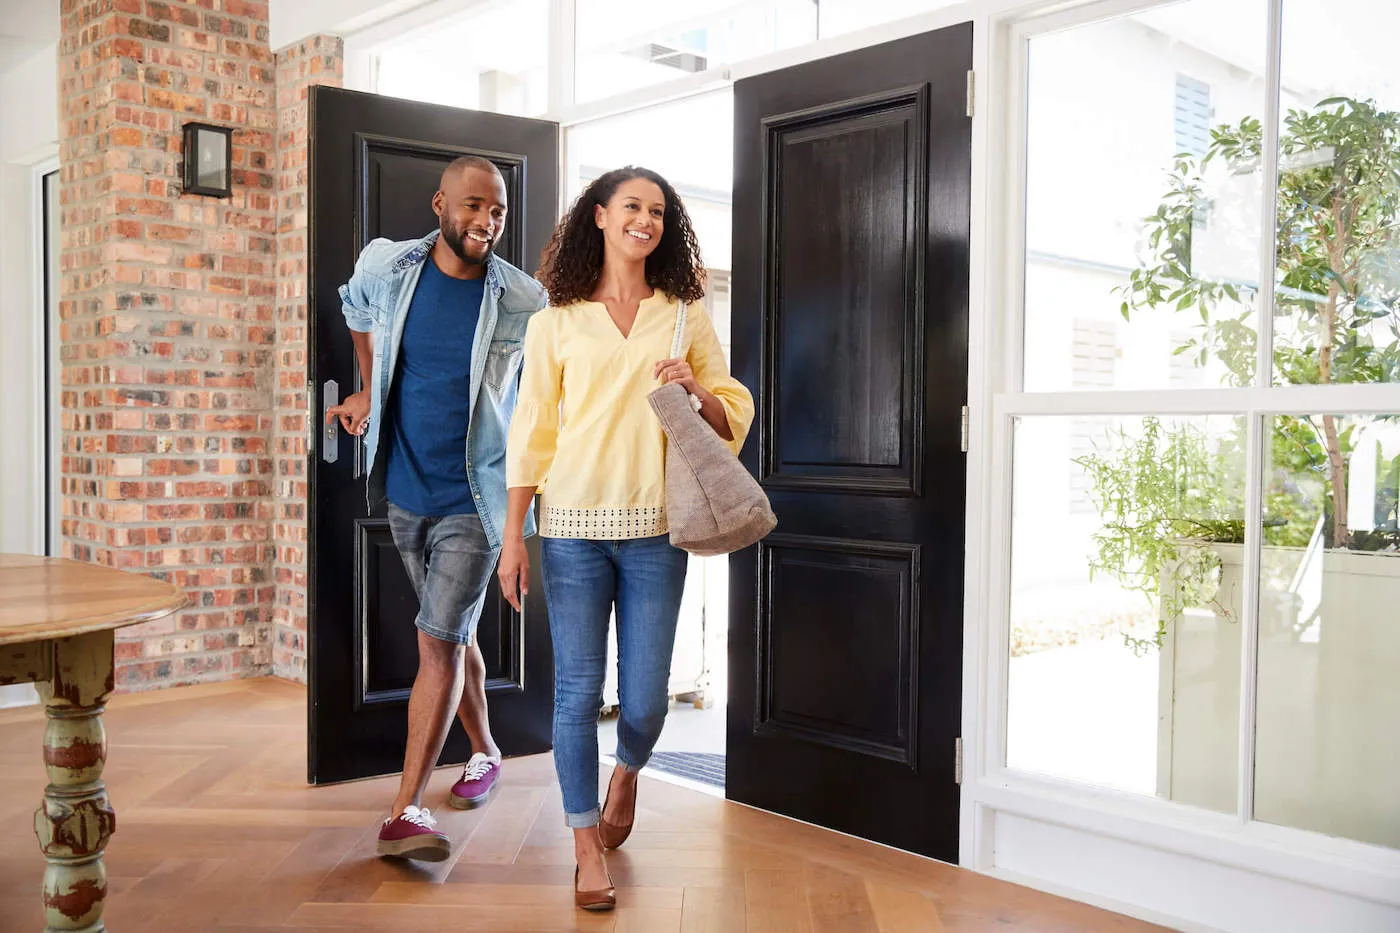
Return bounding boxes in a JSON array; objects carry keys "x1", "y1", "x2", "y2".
[{"x1": 644, "y1": 752, "x2": 725, "y2": 789}]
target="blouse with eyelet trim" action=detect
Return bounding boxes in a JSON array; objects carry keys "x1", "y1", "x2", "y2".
[{"x1": 506, "y1": 290, "x2": 755, "y2": 540}]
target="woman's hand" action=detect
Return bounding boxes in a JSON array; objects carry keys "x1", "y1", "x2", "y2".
[
  {"x1": 653, "y1": 358, "x2": 734, "y2": 442},
  {"x1": 653, "y1": 358, "x2": 700, "y2": 396},
  {"x1": 497, "y1": 534, "x2": 530, "y2": 612}
]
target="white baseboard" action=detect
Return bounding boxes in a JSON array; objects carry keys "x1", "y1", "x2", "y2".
[{"x1": 989, "y1": 810, "x2": 1400, "y2": 933}]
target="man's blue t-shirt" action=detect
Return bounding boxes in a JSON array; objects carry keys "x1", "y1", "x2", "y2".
[{"x1": 384, "y1": 259, "x2": 484, "y2": 517}]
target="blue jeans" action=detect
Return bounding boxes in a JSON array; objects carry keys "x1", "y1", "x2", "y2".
[{"x1": 541, "y1": 535, "x2": 689, "y2": 828}]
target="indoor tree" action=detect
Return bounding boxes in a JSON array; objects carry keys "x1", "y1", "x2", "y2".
[
  {"x1": 1079, "y1": 97, "x2": 1400, "y2": 649},
  {"x1": 1119, "y1": 96, "x2": 1400, "y2": 550}
]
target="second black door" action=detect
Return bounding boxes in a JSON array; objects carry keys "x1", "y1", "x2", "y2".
[
  {"x1": 727, "y1": 24, "x2": 973, "y2": 862},
  {"x1": 309, "y1": 87, "x2": 558, "y2": 784}
]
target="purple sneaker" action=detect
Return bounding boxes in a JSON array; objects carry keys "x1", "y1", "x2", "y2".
[
  {"x1": 376, "y1": 805, "x2": 450, "y2": 861},
  {"x1": 449, "y1": 753, "x2": 501, "y2": 809}
]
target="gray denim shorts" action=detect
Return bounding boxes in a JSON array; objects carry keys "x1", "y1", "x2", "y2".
[{"x1": 387, "y1": 503, "x2": 500, "y2": 646}]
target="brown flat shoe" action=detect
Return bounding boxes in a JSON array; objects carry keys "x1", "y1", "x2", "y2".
[
  {"x1": 598, "y1": 780, "x2": 636, "y2": 850},
  {"x1": 574, "y1": 865, "x2": 616, "y2": 911}
]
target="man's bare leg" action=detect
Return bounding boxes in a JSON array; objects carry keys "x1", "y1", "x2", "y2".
[
  {"x1": 456, "y1": 639, "x2": 502, "y2": 759},
  {"x1": 390, "y1": 630, "x2": 465, "y2": 818}
]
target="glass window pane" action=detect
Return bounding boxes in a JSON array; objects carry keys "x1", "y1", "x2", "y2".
[
  {"x1": 375, "y1": 0, "x2": 549, "y2": 117},
  {"x1": 564, "y1": 92, "x2": 735, "y2": 359},
  {"x1": 1255, "y1": 412, "x2": 1400, "y2": 847},
  {"x1": 575, "y1": 0, "x2": 815, "y2": 105},
  {"x1": 1023, "y1": 1, "x2": 1269, "y2": 392},
  {"x1": 1272, "y1": 1, "x2": 1400, "y2": 386},
  {"x1": 815, "y1": 0, "x2": 962, "y2": 38},
  {"x1": 1007, "y1": 415, "x2": 1247, "y2": 814},
  {"x1": 195, "y1": 128, "x2": 228, "y2": 190}
]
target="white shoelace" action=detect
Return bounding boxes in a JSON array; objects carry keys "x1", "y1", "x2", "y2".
[
  {"x1": 461, "y1": 752, "x2": 500, "y2": 782},
  {"x1": 396, "y1": 805, "x2": 437, "y2": 829}
]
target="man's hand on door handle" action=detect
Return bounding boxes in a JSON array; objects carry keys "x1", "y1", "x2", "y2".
[{"x1": 326, "y1": 390, "x2": 371, "y2": 436}]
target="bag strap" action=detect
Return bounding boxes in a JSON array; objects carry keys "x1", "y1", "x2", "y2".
[
  {"x1": 670, "y1": 300, "x2": 688, "y2": 360},
  {"x1": 661, "y1": 300, "x2": 702, "y2": 412}
]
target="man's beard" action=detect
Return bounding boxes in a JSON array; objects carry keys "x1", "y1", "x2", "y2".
[{"x1": 442, "y1": 222, "x2": 491, "y2": 265}]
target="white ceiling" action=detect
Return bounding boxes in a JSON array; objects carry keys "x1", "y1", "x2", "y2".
[{"x1": 0, "y1": 0, "x2": 59, "y2": 75}]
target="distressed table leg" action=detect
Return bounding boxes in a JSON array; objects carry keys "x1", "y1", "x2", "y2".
[{"x1": 32, "y1": 630, "x2": 117, "y2": 933}]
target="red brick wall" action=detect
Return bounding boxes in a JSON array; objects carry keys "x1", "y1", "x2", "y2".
[
  {"x1": 57, "y1": 0, "x2": 340, "y2": 690},
  {"x1": 272, "y1": 36, "x2": 343, "y2": 680}
]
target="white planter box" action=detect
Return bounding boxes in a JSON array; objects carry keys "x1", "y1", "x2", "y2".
[{"x1": 1158, "y1": 544, "x2": 1400, "y2": 848}]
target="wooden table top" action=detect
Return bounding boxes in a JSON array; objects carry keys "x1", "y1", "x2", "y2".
[{"x1": 0, "y1": 554, "x2": 187, "y2": 646}]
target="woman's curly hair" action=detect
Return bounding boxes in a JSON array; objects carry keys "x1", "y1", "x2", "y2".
[{"x1": 538, "y1": 166, "x2": 706, "y2": 305}]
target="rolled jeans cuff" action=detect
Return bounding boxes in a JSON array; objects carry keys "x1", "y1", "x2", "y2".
[{"x1": 565, "y1": 807, "x2": 601, "y2": 829}]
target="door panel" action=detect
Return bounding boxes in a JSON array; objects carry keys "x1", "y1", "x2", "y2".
[
  {"x1": 758, "y1": 534, "x2": 919, "y2": 765},
  {"x1": 309, "y1": 87, "x2": 558, "y2": 785},
  {"x1": 729, "y1": 25, "x2": 971, "y2": 862},
  {"x1": 767, "y1": 89, "x2": 927, "y2": 491}
]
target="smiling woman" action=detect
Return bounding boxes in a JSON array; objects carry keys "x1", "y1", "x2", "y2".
[{"x1": 499, "y1": 164, "x2": 753, "y2": 908}]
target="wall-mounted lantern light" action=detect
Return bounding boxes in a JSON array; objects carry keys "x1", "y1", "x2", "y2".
[{"x1": 181, "y1": 122, "x2": 233, "y2": 198}]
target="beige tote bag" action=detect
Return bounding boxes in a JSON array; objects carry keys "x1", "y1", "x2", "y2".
[{"x1": 648, "y1": 301, "x2": 776, "y2": 556}]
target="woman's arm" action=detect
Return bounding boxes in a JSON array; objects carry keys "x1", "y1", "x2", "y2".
[
  {"x1": 501, "y1": 312, "x2": 562, "y2": 611},
  {"x1": 497, "y1": 486, "x2": 538, "y2": 612},
  {"x1": 655, "y1": 303, "x2": 755, "y2": 454}
]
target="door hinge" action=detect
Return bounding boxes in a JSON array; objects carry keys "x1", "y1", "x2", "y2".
[
  {"x1": 955, "y1": 736, "x2": 964, "y2": 784},
  {"x1": 966, "y1": 70, "x2": 976, "y2": 118},
  {"x1": 960, "y1": 405, "x2": 970, "y2": 453}
]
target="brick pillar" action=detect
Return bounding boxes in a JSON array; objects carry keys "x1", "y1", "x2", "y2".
[
  {"x1": 58, "y1": 0, "x2": 278, "y2": 689},
  {"x1": 272, "y1": 35, "x2": 343, "y2": 682}
]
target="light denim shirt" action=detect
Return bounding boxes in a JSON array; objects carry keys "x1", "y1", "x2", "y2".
[{"x1": 339, "y1": 230, "x2": 546, "y2": 547}]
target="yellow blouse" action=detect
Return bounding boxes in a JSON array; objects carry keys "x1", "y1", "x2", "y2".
[{"x1": 506, "y1": 291, "x2": 755, "y2": 540}]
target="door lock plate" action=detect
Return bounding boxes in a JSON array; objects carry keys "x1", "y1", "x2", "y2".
[{"x1": 322, "y1": 379, "x2": 339, "y2": 464}]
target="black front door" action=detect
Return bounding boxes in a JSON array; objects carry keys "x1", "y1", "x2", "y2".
[
  {"x1": 727, "y1": 24, "x2": 972, "y2": 861},
  {"x1": 308, "y1": 87, "x2": 558, "y2": 784}
]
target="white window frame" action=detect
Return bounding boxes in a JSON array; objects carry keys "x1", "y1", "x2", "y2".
[
  {"x1": 961, "y1": 0, "x2": 1400, "y2": 908},
  {"x1": 343, "y1": 0, "x2": 1037, "y2": 133}
]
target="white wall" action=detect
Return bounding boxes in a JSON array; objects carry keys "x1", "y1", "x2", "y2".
[
  {"x1": 0, "y1": 42, "x2": 55, "y2": 709},
  {"x1": 0, "y1": 43, "x2": 58, "y2": 556}
]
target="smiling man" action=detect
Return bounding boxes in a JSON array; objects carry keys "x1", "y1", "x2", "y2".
[{"x1": 327, "y1": 156, "x2": 547, "y2": 861}]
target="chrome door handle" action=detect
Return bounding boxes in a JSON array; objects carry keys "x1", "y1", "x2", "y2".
[{"x1": 322, "y1": 379, "x2": 339, "y2": 464}]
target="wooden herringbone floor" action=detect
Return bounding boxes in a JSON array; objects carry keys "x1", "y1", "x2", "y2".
[{"x1": 0, "y1": 678, "x2": 1171, "y2": 932}]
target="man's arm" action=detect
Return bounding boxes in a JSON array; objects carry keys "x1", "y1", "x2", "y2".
[
  {"x1": 351, "y1": 329, "x2": 374, "y2": 392},
  {"x1": 327, "y1": 246, "x2": 385, "y2": 435},
  {"x1": 327, "y1": 330, "x2": 374, "y2": 436}
]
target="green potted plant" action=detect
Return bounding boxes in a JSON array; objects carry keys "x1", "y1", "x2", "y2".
[{"x1": 1075, "y1": 417, "x2": 1244, "y2": 655}]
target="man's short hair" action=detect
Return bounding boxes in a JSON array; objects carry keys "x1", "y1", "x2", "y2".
[{"x1": 442, "y1": 156, "x2": 503, "y2": 183}]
